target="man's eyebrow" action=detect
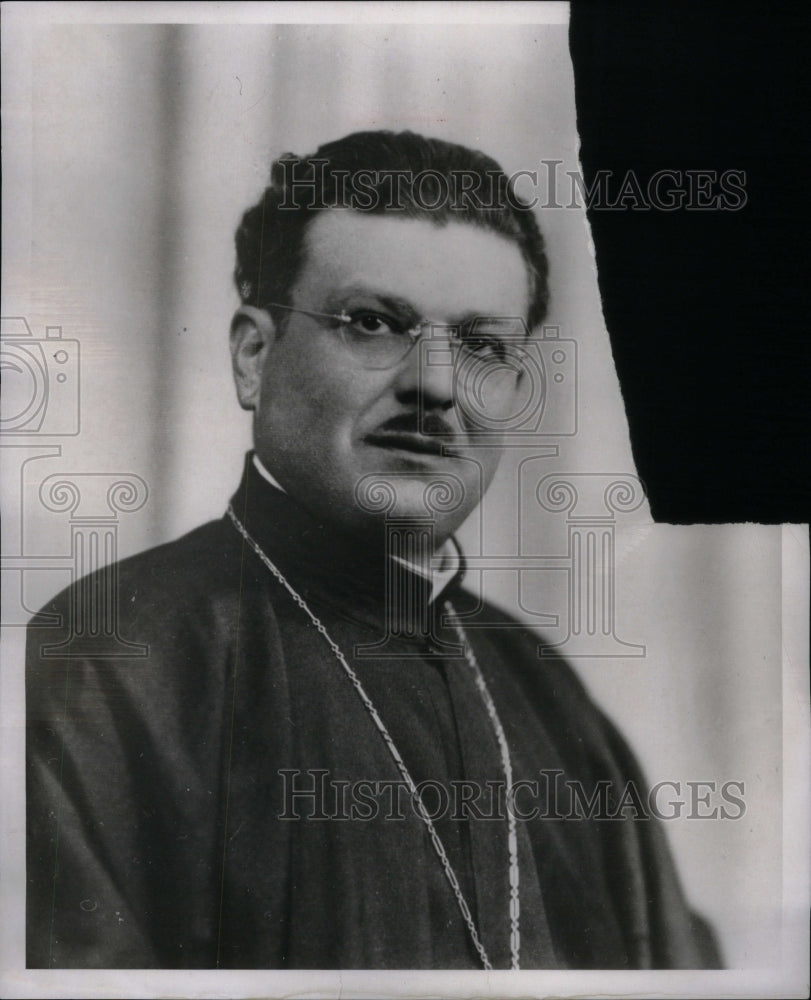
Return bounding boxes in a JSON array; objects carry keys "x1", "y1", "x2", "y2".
[
  {"x1": 322, "y1": 285, "x2": 528, "y2": 329},
  {"x1": 323, "y1": 285, "x2": 421, "y2": 320}
]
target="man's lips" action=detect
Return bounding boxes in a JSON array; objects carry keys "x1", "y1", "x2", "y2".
[
  {"x1": 365, "y1": 415, "x2": 463, "y2": 457},
  {"x1": 366, "y1": 432, "x2": 457, "y2": 456}
]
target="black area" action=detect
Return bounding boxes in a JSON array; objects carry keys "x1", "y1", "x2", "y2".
[{"x1": 569, "y1": 3, "x2": 810, "y2": 522}]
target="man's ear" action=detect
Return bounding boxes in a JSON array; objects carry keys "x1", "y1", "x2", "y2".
[{"x1": 229, "y1": 306, "x2": 276, "y2": 411}]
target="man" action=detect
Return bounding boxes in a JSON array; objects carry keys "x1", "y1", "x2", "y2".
[{"x1": 27, "y1": 130, "x2": 719, "y2": 970}]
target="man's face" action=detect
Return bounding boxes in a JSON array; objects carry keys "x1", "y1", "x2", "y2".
[{"x1": 246, "y1": 209, "x2": 531, "y2": 542}]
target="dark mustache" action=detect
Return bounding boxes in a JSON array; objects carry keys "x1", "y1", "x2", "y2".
[{"x1": 375, "y1": 412, "x2": 456, "y2": 438}]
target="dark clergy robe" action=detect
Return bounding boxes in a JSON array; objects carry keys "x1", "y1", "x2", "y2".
[{"x1": 26, "y1": 454, "x2": 721, "y2": 970}]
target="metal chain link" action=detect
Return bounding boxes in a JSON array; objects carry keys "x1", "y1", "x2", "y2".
[
  {"x1": 446, "y1": 609, "x2": 521, "y2": 970},
  {"x1": 227, "y1": 504, "x2": 511, "y2": 970}
]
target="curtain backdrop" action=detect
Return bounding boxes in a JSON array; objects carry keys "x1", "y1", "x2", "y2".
[{"x1": 5, "y1": 17, "x2": 794, "y2": 971}]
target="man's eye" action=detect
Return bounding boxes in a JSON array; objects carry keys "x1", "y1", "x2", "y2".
[
  {"x1": 459, "y1": 323, "x2": 507, "y2": 359},
  {"x1": 347, "y1": 312, "x2": 399, "y2": 336},
  {"x1": 466, "y1": 336, "x2": 508, "y2": 359}
]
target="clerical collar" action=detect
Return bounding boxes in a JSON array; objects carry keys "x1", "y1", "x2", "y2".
[{"x1": 252, "y1": 453, "x2": 461, "y2": 603}]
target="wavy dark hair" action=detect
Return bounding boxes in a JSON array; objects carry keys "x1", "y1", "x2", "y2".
[{"x1": 234, "y1": 130, "x2": 549, "y2": 328}]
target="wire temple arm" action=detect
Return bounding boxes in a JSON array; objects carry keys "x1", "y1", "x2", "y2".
[{"x1": 262, "y1": 301, "x2": 352, "y2": 324}]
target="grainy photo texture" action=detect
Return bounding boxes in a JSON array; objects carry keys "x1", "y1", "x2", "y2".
[{"x1": 1, "y1": 4, "x2": 808, "y2": 999}]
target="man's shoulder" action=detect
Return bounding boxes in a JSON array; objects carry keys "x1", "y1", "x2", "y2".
[
  {"x1": 32, "y1": 515, "x2": 243, "y2": 630},
  {"x1": 25, "y1": 515, "x2": 264, "y2": 712},
  {"x1": 456, "y1": 586, "x2": 588, "y2": 684},
  {"x1": 458, "y1": 586, "x2": 610, "y2": 729},
  {"x1": 114, "y1": 516, "x2": 239, "y2": 590}
]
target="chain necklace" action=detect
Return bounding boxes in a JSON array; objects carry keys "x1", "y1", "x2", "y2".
[{"x1": 227, "y1": 504, "x2": 521, "y2": 970}]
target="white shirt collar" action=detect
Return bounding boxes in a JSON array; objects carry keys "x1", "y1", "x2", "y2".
[
  {"x1": 252, "y1": 454, "x2": 460, "y2": 601},
  {"x1": 253, "y1": 453, "x2": 287, "y2": 492},
  {"x1": 415, "y1": 542, "x2": 462, "y2": 603}
]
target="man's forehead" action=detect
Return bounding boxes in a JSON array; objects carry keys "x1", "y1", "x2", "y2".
[{"x1": 294, "y1": 209, "x2": 531, "y2": 320}]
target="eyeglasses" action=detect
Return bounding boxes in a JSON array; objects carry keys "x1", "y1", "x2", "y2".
[{"x1": 263, "y1": 301, "x2": 530, "y2": 374}]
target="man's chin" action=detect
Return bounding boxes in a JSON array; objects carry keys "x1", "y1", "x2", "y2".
[{"x1": 348, "y1": 467, "x2": 477, "y2": 543}]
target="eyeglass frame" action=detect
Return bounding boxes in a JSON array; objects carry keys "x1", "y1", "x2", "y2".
[{"x1": 260, "y1": 300, "x2": 532, "y2": 373}]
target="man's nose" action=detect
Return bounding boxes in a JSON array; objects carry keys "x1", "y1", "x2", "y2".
[{"x1": 391, "y1": 331, "x2": 457, "y2": 410}]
